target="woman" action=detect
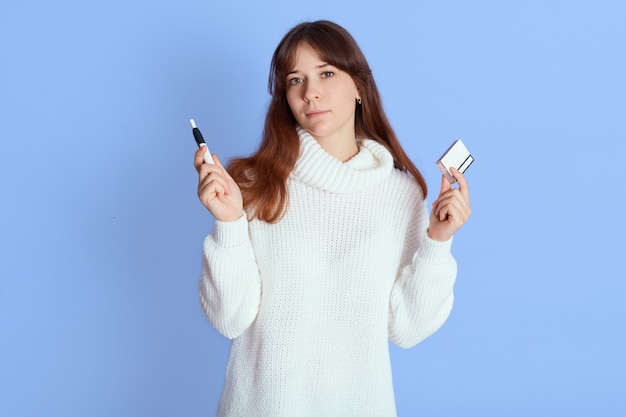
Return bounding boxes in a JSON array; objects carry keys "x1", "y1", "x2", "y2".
[{"x1": 194, "y1": 20, "x2": 471, "y2": 417}]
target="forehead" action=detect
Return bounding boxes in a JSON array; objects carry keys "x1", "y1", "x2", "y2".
[{"x1": 288, "y1": 43, "x2": 327, "y2": 69}]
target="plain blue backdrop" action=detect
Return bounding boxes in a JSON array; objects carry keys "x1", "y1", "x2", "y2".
[{"x1": 1, "y1": 0, "x2": 624, "y2": 416}]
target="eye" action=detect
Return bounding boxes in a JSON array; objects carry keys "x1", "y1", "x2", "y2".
[
  {"x1": 321, "y1": 71, "x2": 334, "y2": 78},
  {"x1": 288, "y1": 77, "x2": 303, "y2": 86}
]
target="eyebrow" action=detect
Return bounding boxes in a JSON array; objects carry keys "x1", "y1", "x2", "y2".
[{"x1": 287, "y1": 63, "x2": 331, "y2": 75}]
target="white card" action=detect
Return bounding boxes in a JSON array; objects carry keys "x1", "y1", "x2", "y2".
[{"x1": 436, "y1": 139, "x2": 474, "y2": 183}]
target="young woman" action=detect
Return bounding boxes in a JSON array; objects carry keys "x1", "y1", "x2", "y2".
[{"x1": 194, "y1": 20, "x2": 471, "y2": 417}]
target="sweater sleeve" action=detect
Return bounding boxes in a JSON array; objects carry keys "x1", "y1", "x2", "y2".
[
  {"x1": 198, "y1": 212, "x2": 262, "y2": 339},
  {"x1": 388, "y1": 199, "x2": 458, "y2": 349}
]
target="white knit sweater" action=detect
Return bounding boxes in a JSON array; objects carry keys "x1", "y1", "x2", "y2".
[{"x1": 199, "y1": 127, "x2": 457, "y2": 417}]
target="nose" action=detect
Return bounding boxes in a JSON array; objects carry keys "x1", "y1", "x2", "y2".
[{"x1": 303, "y1": 79, "x2": 321, "y2": 102}]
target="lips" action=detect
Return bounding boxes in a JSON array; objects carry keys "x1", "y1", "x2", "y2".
[{"x1": 306, "y1": 109, "x2": 329, "y2": 117}]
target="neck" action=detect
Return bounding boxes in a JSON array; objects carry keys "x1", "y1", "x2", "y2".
[
  {"x1": 309, "y1": 127, "x2": 359, "y2": 162},
  {"x1": 315, "y1": 138, "x2": 359, "y2": 162}
]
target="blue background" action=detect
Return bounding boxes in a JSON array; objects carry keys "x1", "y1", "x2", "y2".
[{"x1": 1, "y1": 0, "x2": 624, "y2": 416}]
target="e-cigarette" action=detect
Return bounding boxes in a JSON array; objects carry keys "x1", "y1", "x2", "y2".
[{"x1": 190, "y1": 118, "x2": 214, "y2": 164}]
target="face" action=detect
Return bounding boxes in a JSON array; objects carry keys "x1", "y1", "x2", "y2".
[{"x1": 285, "y1": 43, "x2": 361, "y2": 149}]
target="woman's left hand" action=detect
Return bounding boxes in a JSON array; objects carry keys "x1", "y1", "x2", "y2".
[{"x1": 428, "y1": 168, "x2": 472, "y2": 242}]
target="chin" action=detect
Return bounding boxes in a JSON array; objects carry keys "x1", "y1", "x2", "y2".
[{"x1": 301, "y1": 123, "x2": 332, "y2": 138}]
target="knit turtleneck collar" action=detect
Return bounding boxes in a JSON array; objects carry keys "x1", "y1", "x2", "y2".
[{"x1": 291, "y1": 126, "x2": 395, "y2": 194}]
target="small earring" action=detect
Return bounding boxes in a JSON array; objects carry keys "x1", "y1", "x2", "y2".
[{"x1": 357, "y1": 98, "x2": 362, "y2": 105}]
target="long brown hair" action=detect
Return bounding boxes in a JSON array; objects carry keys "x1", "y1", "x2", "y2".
[{"x1": 228, "y1": 20, "x2": 427, "y2": 223}]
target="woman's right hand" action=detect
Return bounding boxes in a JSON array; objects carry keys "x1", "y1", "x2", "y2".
[{"x1": 194, "y1": 145, "x2": 244, "y2": 222}]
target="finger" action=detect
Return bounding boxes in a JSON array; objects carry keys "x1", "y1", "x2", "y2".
[
  {"x1": 435, "y1": 190, "x2": 470, "y2": 217},
  {"x1": 436, "y1": 201, "x2": 456, "y2": 223},
  {"x1": 438, "y1": 195, "x2": 471, "y2": 223},
  {"x1": 432, "y1": 196, "x2": 451, "y2": 222},
  {"x1": 439, "y1": 173, "x2": 453, "y2": 196},
  {"x1": 200, "y1": 169, "x2": 231, "y2": 195},
  {"x1": 210, "y1": 154, "x2": 233, "y2": 194},
  {"x1": 212, "y1": 153, "x2": 225, "y2": 168},
  {"x1": 432, "y1": 174, "x2": 452, "y2": 212},
  {"x1": 194, "y1": 146, "x2": 208, "y2": 172},
  {"x1": 199, "y1": 174, "x2": 228, "y2": 200},
  {"x1": 450, "y1": 168, "x2": 470, "y2": 199}
]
